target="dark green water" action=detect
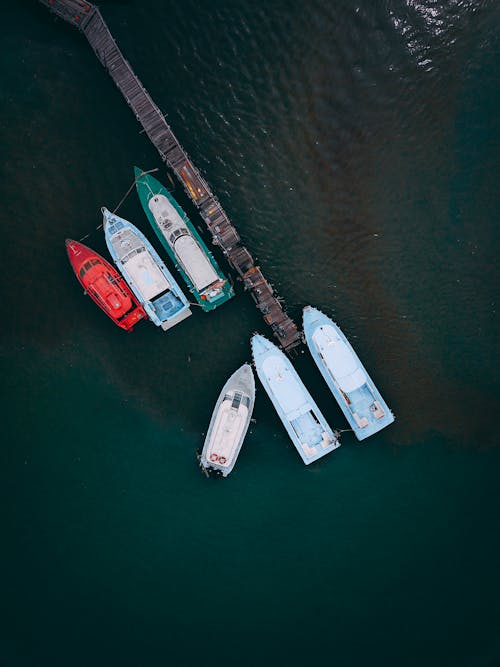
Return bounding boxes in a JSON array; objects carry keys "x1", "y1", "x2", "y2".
[{"x1": 1, "y1": 1, "x2": 499, "y2": 665}]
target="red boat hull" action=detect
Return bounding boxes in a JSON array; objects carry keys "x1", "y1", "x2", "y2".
[{"x1": 66, "y1": 239, "x2": 146, "y2": 331}]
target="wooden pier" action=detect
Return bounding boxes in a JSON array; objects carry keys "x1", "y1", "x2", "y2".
[{"x1": 38, "y1": 0, "x2": 301, "y2": 351}]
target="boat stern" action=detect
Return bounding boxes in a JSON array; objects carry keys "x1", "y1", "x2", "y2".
[
  {"x1": 119, "y1": 305, "x2": 147, "y2": 331},
  {"x1": 159, "y1": 305, "x2": 192, "y2": 330},
  {"x1": 199, "y1": 280, "x2": 235, "y2": 311}
]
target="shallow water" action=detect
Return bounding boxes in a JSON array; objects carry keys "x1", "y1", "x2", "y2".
[{"x1": 1, "y1": 1, "x2": 499, "y2": 665}]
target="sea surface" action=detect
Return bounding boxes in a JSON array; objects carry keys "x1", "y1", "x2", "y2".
[{"x1": 1, "y1": 1, "x2": 499, "y2": 665}]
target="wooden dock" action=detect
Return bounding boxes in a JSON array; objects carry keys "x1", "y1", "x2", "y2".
[{"x1": 38, "y1": 0, "x2": 301, "y2": 351}]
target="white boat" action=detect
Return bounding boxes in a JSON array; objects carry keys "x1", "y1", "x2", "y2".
[
  {"x1": 303, "y1": 306, "x2": 395, "y2": 440},
  {"x1": 200, "y1": 364, "x2": 255, "y2": 477},
  {"x1": 251, "y1": 334, "x2": 340, "y2": 465},
  {"x1": 102, "y1": 207, "x2": 191, "y2": 330}
]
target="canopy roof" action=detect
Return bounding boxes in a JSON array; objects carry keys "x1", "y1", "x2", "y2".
[
  {"x1": 313, "y1": 325, "x2": 366, "y2": 393},
  {"x1": 174, "y1": 235, "x2": 218, "y2": 291}
]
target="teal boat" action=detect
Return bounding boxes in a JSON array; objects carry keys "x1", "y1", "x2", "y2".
[{"x1": 134, "y1": 167, "x2": 234, "y2": 311}]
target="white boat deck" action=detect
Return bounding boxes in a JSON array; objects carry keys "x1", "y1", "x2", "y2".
[
  {"x1": 200, "y1": 364, "x2": 255, "y2": 477},
  {"x1": 205, "y1": 393, "x2": 249, "y2": 469},
  {"x1": 252, "y1": 334, "x2": 340, "y2": 465}
]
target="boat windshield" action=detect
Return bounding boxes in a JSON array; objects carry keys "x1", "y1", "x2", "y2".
[
  {"x1": 231, "y1": 392, "x2": 243, "y2": 409},
  {"x1": 79, "y1": 258, "x2": 102, "y2": 278},
  {"x1": 79, "y1": 261, "x2": 92, "y2": 277},
  {"x1": 169, "y1": 228, "x2": 189, "y2": 244},
  {"x1": 122, "y1": 247, "x2": 145, "y2": 264},
  {"x1": 222, "y1": 392, "x2": 250, "y2": 409}
]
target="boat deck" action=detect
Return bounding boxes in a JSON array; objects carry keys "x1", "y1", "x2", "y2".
[{"x1": 156, "y1": 297, "x2": 191, "y2": 330}]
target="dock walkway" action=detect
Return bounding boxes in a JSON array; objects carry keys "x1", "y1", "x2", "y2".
[{"x1": 38, "y1": 0, "x2": 301, "y2": 351}]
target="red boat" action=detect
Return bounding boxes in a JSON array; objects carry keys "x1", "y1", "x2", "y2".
[{"x1": 65, "y1": 239, "x2": 146, "y2": 331}]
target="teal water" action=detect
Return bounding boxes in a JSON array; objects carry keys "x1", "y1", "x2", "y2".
[{"x1": 1, "y1": 1, "x2": 499, "y2": 665}]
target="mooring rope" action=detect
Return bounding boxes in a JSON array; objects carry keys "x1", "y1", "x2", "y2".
[
  {"x1": 78, "y1": 167, "x2": 160, "y2": 241},
  {"x1": 113, "y1": 167, "x2": 159, "y2": 213}
]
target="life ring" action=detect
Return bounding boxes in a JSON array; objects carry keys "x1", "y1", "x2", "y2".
[
  {"x1": 210, "y1": 453, "x2": 218, "y2": 462},
  {"x1": 218, "y1": 456, "x2": 227, "y2": 465}
]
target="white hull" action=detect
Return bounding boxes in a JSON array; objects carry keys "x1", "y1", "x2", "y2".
[{"x1": 200, "y1": 364, "x2": 255, "y2": 477}]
